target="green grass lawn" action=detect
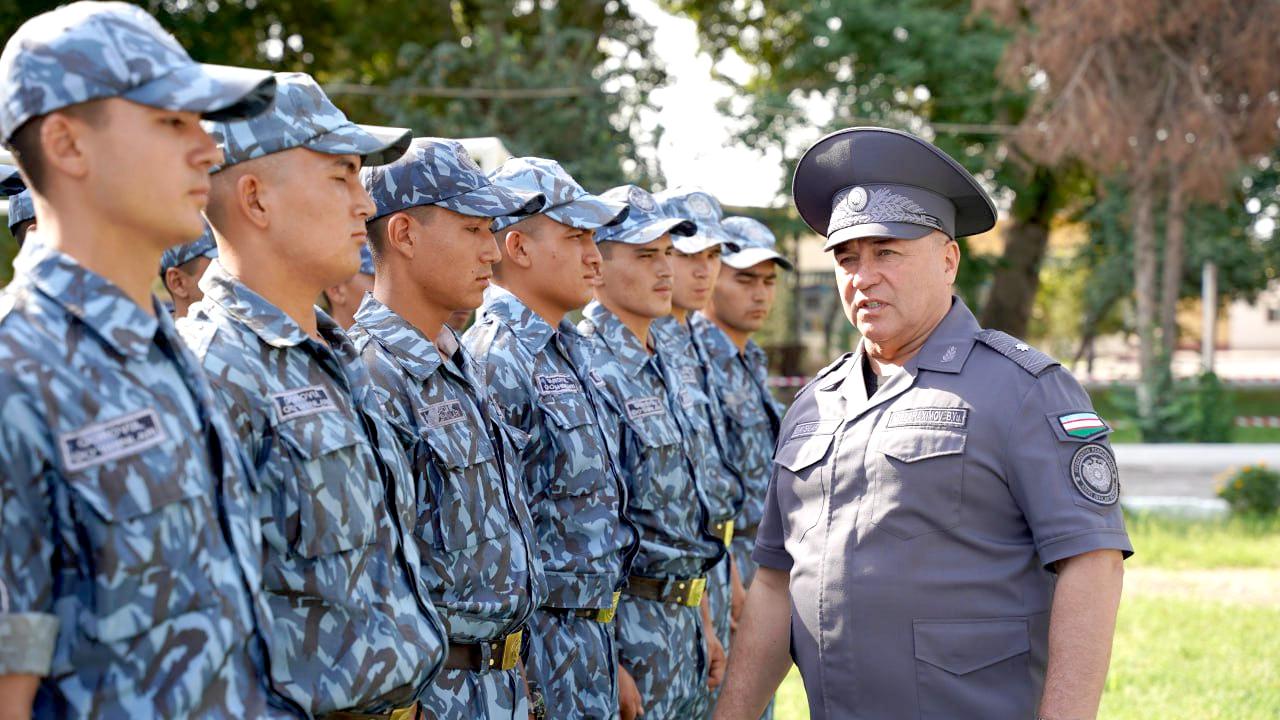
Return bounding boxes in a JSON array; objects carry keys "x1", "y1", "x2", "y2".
[
  {"x1": 770, "y1": 515, "x2": 1280, "y2": 719},
  {"x1": 1088, "y1": 385, "x2": 1280, "y2": 443}
]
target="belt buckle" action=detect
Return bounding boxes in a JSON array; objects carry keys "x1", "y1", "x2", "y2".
[
  {"x1": 594, "y1": 591, "x2": 621, "y2": 623},
  {"x1": 723, "y1": 519, "x2": 735, "y2": 548},
  {"x1": 388, "y1": 702, "x2": 420, "y2": 720},
  {"x1": 497, "y1": 629, "x2": 522, "y2": 670},
  {"x1": 671, "y1": 577, "x2": 706, "y2": 607}
]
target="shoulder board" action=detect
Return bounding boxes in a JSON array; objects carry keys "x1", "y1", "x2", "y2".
[
  {"x1": 975, "y1": 330, "x2": 1059, "y2": 377},
  {"x1": 796, "y1": 351, "x2": 855, "y2": 395}
]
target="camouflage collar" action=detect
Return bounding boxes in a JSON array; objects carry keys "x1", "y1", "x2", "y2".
[
  {"x1": 17, "y1": 242, "x2": 161, "y2": 359},
  {"x1": 351, "y1": 294, "x2": 445, "y2": 381},
  {"x1": 691, "y1": 311, "x2": 741, "y2": 359},
  {"x1": 198, "y1": 259, "x2": 309, "y2": 348},
  {"x1": 651, "y1": 314, "x2": 692, "y2": 352},
  {"x1": 582, "y1": 300, "x2": 652, "y2": 375},
  {"x1": 480, "y1": 285, "x2": 559, "y2": 353}
]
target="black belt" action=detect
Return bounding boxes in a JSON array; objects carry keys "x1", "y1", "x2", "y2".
[
  {"x1": 623, "y1": 574, "x2": 706, "y2": 607},
  {"x1": 444, "y1": 629, "x2": 523, "y2": 672},
  {"x1": 735, "y1": 522, "x2": 759, "y2": 540}
]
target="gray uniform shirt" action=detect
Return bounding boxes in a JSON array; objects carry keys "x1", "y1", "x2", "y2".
[{"x1": 754, "y1": 298, "x2": 1132, "y2": 720}]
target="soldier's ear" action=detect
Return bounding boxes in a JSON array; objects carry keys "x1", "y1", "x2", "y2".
[
  {"x1": 502, "y1": 229, "x2": 535, "y2": 269},
  {"x1": 236, "y1": 173, "x2": 270, "y2": 229},
  {"x1": 384, "y1": 212, "x2": 416, "y2": 259},
  {"x1": 38, "y1": 112, "x2": 91, "y2": 182}
]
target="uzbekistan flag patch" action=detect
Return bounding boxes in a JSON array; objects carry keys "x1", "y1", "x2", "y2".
[{"x1": 1059, "y1": 412, "x2": 1109, "y2": 439}]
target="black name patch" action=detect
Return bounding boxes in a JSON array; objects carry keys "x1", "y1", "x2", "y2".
[
  {"x1": 536, "y1": 373, "x2": 579, "y2": 396},
  {"x1": 886, "y1": 407, "x2": 969, "y2": 430},
  {"x1": 420, "y1": 400, "x2": 466, "y2": 429},
  {"x1": 59, "y1": 409, "x2": 168, "y2": 471},
  {"x1": 271, "y1": 385, "x2": 338, "y2": 421}
]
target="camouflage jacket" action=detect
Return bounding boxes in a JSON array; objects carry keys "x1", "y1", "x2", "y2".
[
  {"x1": 689, "y1": 312, "x2": 783, "y2": 531},
  {"x1": 349, "y1": 294, "x2": 544, "y2": 641},
  {"x1": 574, "y1": 302, "x2": 723, "y2": 579},
  {"x1": 0, "y1": 243, "x2": 296, "y2": 718},
  {"x1": 652, "y1": 315, "x2": 745, "y2": 525},
  {"x1": 463, "y1": 286, "x2": 637, "y2": 610},
  {"x1": 178, "y1": 261, "x2": 445, "y2": 715}
]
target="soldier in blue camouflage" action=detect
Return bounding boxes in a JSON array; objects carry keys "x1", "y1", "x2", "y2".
[
  {"x1": 0, "y1": 3, "x2": 298, "y2": 717},
  {"x1": 574, "y1": 184, "x2": 727, "y2": 720},
  {"x1": 323, "y1": 245, "x2": 376, "y2": 330},
  {"x1": 463, "y1": 157, "x2": 638, "y2": 719},
  {"x1": 180, "y1": 73, "x2": 448, "y2": 718},
  {"x1": 650, "y1": 187, "x2": 746, "y2": 716},
  {"x1": 694, "y1": 215, "x2": 792, "y2": 720},
  {"x1": 353, "y1": 137, "x2": 547, "y2": 720},
  {"x1": 159, "y1": 225, "x2": 218, "y2": 318}
]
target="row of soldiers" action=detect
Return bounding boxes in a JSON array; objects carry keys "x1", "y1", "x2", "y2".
[{"x1": 0, "y1": 3, "x2": 791, "y2": 719}]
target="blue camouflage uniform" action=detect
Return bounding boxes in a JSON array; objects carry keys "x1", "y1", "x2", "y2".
[
  {"x1": 182, "y1": 73, "x2": 447, "y2": 716},
  {"x1": 0, "y1": 3, "x2": 292, "y2": 717},
  {"x1": 465, "y1": 156, "x2": 636, "y2": 719},
  {"x1": 354, "y1": 138, "x2": 546, "y2": 720},
  {"x1": 575, "y1": 185, "x2": 724, "y2": 719}
]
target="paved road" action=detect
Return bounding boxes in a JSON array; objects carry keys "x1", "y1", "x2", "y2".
[{"x1": 1116, "y1": 444, "x2": 1280, "y2": 499}]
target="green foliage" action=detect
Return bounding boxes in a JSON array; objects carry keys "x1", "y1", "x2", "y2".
[
  {"x1": 1111, "y1": 369, "x2": 1237, "y2": 443},
  {"x1": 1217, "y1": 464, "x2": 1280, "y2": 517}
]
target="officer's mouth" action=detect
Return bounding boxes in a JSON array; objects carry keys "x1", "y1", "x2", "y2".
[{"x1": 856, "y1": 298, "x2": 888, "y2": 311}]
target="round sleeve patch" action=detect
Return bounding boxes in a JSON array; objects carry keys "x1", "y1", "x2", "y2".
[{"x1": 1070, "y1": 444, "x2": 1120, "y2": 505}]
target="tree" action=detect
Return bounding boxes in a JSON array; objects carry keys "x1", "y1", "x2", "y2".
[
  {"x1": 662, "y1": 0, "x2": 1091, "y2": 336},
  {"x1": 988, "y1": 0, "x2": 1280, "y2": 422}
]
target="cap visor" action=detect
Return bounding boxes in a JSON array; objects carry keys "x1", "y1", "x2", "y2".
[
  {"x1": 304, "y1": 123, "x2": 413, "y2": 166},
  {"x1": 1, "y1": 165, "x2": 25, "y2": 196},
  {"x1": 125, "y1": 63, "x2": 276, "y2": 121},
  {"x1": 723, "y1": 246, "x2": 793, "y2": 271},
  {"x1": 823, "y1": 221, "x2": 936, "y2": 251},
  {"x1": 672, "y1": 228, "x2": 739, "y2": 254},
  {"x1": 437, "y1": 184, "x2": 546, "y2": 219},
  {"x1": 544, "y1": 195, "x2": 630, "y2": 230},
  {"x1": 601, "y1": 217, "x2": 694, "y2": 246}
]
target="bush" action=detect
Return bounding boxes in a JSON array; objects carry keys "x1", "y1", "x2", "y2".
[
  {"x1": 1217, "y1": 464, "x2": 1280, "y2": 516},
  {"x1": 1129, "y1": 368, "x2": 1236, "y2": 443}
]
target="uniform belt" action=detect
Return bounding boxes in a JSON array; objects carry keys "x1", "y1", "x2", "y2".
[
  {"x1": 623, "y1": 574, "x2": 707, "y2": 607},
  {"x1": 707, "y1": 518, "x2": 735, "y2": 547},
  {"x1": 542, "y1": 591, "x2": 622, "y2": 623},
  {"x1": 323, "y1": 702, "x2": 420, "y2": 720},
  {"x1": 445, "y1": 629, "x2": 523, "y2": 672},
  {"x1": 735, "y1": 522, "x2": 759, "y2": 540}
]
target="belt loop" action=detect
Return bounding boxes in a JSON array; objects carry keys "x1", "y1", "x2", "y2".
[{"x1": 477, "y1": 638, "x2": 492, "y2": 676}]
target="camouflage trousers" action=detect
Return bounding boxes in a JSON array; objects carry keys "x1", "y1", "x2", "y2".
[
  {"x1": 729, "y1": 537, "x2": 774, "y2": 720},
  {"x1": 616, "y1": 595, "x2": 707, "y2": 720},
  {"x1": 525, "y1": 608, "x2": 619, "y2": 719},
  {"x1": 418, "y1": 666, "x2": 527, "y2": 719},
  {"x1": 703, "y1": 554, "x2": 733, "y2": 716}
]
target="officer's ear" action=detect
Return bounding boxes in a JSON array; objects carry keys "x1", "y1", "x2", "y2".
[
  {"x1": 501, "y1": 228, "x2": 536, "y2": 270},
  {"x1": 383, "y1": 211, "x2": 417, "y2": 260},
  {"x1": 941, "y1": 235, "x2": 960, "y2": 284}
]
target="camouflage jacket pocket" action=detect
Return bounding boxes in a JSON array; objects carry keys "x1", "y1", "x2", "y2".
[
  {"x1": 273, "y1": 409, "x2": 378, "y2": 559},
  {"x1": 536, "y1": 397, "x2": 601, "y2": 499},
  {"x1": 424, "y1": 419, "x2": 509, "y2": 552}
]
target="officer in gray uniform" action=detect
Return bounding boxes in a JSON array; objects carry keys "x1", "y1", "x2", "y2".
[
  {"x1": 0, "y1": 3, "x2": 298, "y2": 717},
  {"x1": 715, "y1": 127, "x2": 1132, "y2": 720},
  {"x1": 323, "y1": 244, "x2": 376, "y2": 330},
  {"x1": 463, "y1": 157, "x2": 638, "y2": 719},
  {"x1": 159, "y1": 225, "x2": 218, "y2": 318},
  {"x1": 181, "y1": 73, "x2": 448, "y2": 718},
  {"x1": 352, "y1": 138, "x2": 547, "y2": 719}
]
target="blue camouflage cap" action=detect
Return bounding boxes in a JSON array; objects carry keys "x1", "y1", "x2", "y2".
[
  {"x1": 655, "y1": 187, "x2": 739, "y2": 254},
  {"x1": 1, "y1": 167, "x2": 34, "y2": 233},
  {"x1": 206, "y1": 72, "x2": 411, "y2": 171},
  {"x1": 594, "y1": 184, "x2": 695, "y2": 246},
  {"x1": 1, "y1": 164, "x2": 23, "y2": 195},
  {"x1": 0, "y1": 1, "x2": 276, "y2": 144},
  {"x1": 489, "y1": 157, "x2": 628, "y2": 232},
  {"x1": 361, "y1": 137, "x2": 545, "y2": 222},
  {"x1": 159, "y1": 224, "x2": 217, "y2": 276},
  {"x1": 721, "y1": 216, "x2": 793, "y2": 271},
  {"x1": 358, "y1": 244, "x2": 374, "y2": 275}
]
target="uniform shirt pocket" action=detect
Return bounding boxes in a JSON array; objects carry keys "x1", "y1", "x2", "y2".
[
  {"x1": 871, "y1": 428, "x2": 966, "y2": 539},
  {"x1": 59, "y1": 427, "x2": 219, "y2": 644},
  {"x1": 422, "y1": 416, "x2": 508, "y2": 552},
  {"x1": 272, "y1": 409, "x2": 378, "y2": 559},
  {"x1": 622, "y1": 413, "x2": 683, "y2": 510},
  {"x1": 772, "y1": 420, "x2": 839, "y2": 543},
  {"x1": 537, "y1": 396, "x2": 599, "y2": 499},
  {"x1": 913, "y1": 618, "x2": 1034, "y2": 720}
]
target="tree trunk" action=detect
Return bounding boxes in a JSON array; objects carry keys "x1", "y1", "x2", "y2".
[
  {"x1": 1132, "y1": 176, "x2": 1159, "y2": 422},
  {"x1": 979, "y1": 169, "x2": 1055, "y2": 337},
  {"x1": 1160, "y1": 173, "x2": 1186, "y2": 358}
]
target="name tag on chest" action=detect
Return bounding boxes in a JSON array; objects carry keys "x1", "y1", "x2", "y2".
[
  {"x1": 886, "y1": 407, "x2": 969, "y2": 429},
  {"x1": 536, "y1": 373, "x2": 579, "y2": 396},
  {"x1": 680, "y1": 366, "x2": 700, "y2": 385},
  {"x1": 271, "y1": 385, "x2": 338, "y2": 422},
  {"x1": 59, "y1": 408, "x2": 169, "y2": 471},
  {"x1": 420, "y1": 399, "x2": 466, "y2": 428},
  {"x1": 625, "y1": 396, "x2": 666, "y2": 420}
]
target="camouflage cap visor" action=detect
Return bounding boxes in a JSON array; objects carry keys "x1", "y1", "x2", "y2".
[
  {"x1": 7, "y1": 189, "x2": 34, "y2": 230},
  {"x1": 542, "y1": 194, "x2": 630, "y2": 231},
  {"x1": 124, "y1": 62, "x2": 276, "y2": 122},
  {"x1": 722, "y1": 245, "x2": 793, "y2": 271},
  {"x1": 672, "y1": 224, "x2": 740, "y2": 255},
  {"x1": 1, "y1": 163, "x2": 25, "y2": 195},
  {"x1": 598, "y1": 216, "x2": 695, "y2": 246},
  {"x1": 435, "y1": 182, "x2": 546, "y2": 219},
  {"x1": 303, "y1": 123, "x2": 413, "y2": 167}
]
